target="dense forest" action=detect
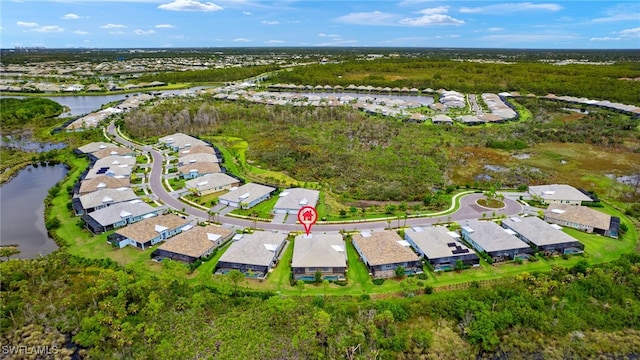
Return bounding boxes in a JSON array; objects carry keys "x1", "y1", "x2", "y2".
[
  {"x1": 0, "y1": 98, "x2": 64, "y2": 132},
  {"x1": 136, "y1": 65, "x2": 278, "y2": 84},
  {"x1": 270, "y1": 59, "x2": 640, "y2": 105},
  {"x1": 2, "y1": 252, "x2": 640, "y2": 359},
  {"x1": 124, "y1": 97, "x2": 639, "y2": 201}
]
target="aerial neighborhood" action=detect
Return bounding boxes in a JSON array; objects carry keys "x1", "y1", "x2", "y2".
[{"x1": 66, "y1": 113, "x2": 624, "y2": 283}]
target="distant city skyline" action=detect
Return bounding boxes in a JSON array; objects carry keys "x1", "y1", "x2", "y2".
[{"x1": 1, "y1": 0, "x2": 639, "y2": 49}]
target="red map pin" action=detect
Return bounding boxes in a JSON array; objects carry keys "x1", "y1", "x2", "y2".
[{"x1": 297, "y1": 206, "x2": 318, "y2": 236}]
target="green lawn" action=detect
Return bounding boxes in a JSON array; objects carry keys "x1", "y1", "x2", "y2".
[{"x1": 230, "y1": 195, "x2": 279, "y2": 219}]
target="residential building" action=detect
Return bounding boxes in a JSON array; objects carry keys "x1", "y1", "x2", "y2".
[
  {"x1": 528, "y1": 184, "x2": 593, "y2": 205},
  {"x1": 291, "y1": 233, "x2": 347, "y2": 280},
  {"x1": 502, "y1": 216, "x2": 585, "y2": 254},
  {"x1": 272, "y1": 188, "x2": 320, "y2": 214},
  {"x1": 404, "y1": 226, "x2": 479, "y2": 270},
  {"x1": 218, "y1": 183, "x2": 276, "y2": 209},
  {"x1": 185, "y1": 173, "x2": 241, "y2": 196},
  {"x1": 90, "y1": 147, "x2": 136, "y2": 161},
  {"x1": 215, "y1": 232, "x2": 288, "y2": 278},
  {"x1": 152, "y1": 224, "x2": 234, "y2": 263},
  {"x1": 108, "y1": 214, "x2": 191, "y2": 250},
  {"x1": 178, "y1": 162, "x2": 221, "y2": 179},
  {"x1": 178, "y1": 153, "x2": 219, "y2": 166},
  {"x1": 352, "y1": 230, "x2": 422, "y2": 278},
  {"x1": 178, "y1": 145, "x2": 215, "y2": 156},
  {"x1": 83, "y1": 200, "x2": 161, "y2": 234},
  {"x1": 158, "y1": 133, "x2": 207, "y2": 151},
  {"x1": 74, "y1": 187, "x2": 138, "y2": 215},
  {"x1": 545, "y1": 204, "x2": 620, "y2": 238},
  {"x1": 75, "y1": 142, "x2": 118, "y2": 155},
  {"x1": 461, "y1": 220, "x2": 533, "y2": 262},
  {"x1": 78, "y1": 175, "x2": 130, "y2": 195},
  {"x1": 85, "y1": 155, "x2": 136, "y2": 179}
]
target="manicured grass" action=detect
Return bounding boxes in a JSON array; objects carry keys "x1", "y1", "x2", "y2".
[
  {"x1": 476, "y1": 198, "x2": 505, "y2": 209},
  {"x1": 230, "y1": 196, "x2": 279, "y2": 219}
]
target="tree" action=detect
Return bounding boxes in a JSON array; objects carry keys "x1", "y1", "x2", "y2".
[
  {"x1": 0, "y1": 246, "x2": 20, "y2": 261},
  {"x1": 227, "y1": 270, "x2": 244, "y2": 295},
  {"x1": 322, "y1": 279, "x2": 329, "y2": 296},
  {"x1": 314, "y1": 271, "x2": 323, "y2": 284},
  {"x1": 296, "y1": 280, "x2": 305, "y2": 295},
  {"x1": 395, "y1": 266, "x2": 405, "y2": 278}
]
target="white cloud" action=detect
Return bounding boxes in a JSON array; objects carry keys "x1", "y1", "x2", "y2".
[
  {"x1": 318, "y1": 33, "x2": 340, "y2": 38},
  {"x1": 73, "y1": 30, "x2": 89, "y2": 35},
  {"x1": 62, "y1": 14, "x2": 80, "y2": 20},
  {"x1": 31, "y1": 25, "x2": 64, "y2": 33},
  {"x1": 233, "y1": 37, "x2": 250, "y2": 42},
  {"x1": 417, "y1": 6, "x2": 449, "y2": 15},
  {"x1": 155, "y1": 24, "x2": 176, "y2": 28},
  {"x1": 101, "y1": 24, "x2": 127, "y2": 29},
  {"x1": 488, "y1": 27, "x2": 504, "y2": 31},
  {"x1": 590, "y1": 37, "x2": 621, "y2": 42},
  {"x1": 335, "y1": 11, "x2": 396, "y2": 26},
  {"x1": 265, "y1": 40, "x2": 285, "y2": 44},
  {"x1": 242, "y1": 11, "x2": 252, "y2": 15},
  {"x1": 399, "y1": 13, "x2": 464, "y2": 26},
  {"x1": 109, "y1": 31, "x2": 125, "y2": 35},
  {"x1": 460, "y1": 2, "x2": 562, "y2": 14},
  {"x1": 591, "y1": 13, "x2": 640, "y2": 23},
  {"x1": 17, "y1": 21, "x2": 39, "y2": 27},
  {"x1": 619, "y1": 27, "x2": 640, "y2": 38},
  {"x1": 261, "y1": 20, "x2": 279, "y2": 25},
  {"x1": 134, "y1": 29, "x2": 156, "y2": 35},
  {"x1": 158, "y1": 0, "x2": 222, "y2": 12}
]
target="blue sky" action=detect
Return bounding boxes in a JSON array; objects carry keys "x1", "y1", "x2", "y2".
[{"x1": 1, "y1": 0, "x2": 639, "y2": 49}]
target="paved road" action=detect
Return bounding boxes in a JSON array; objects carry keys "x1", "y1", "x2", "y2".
[{"x1": 106, "y1": 123, "x2": 523, "y2": 232}]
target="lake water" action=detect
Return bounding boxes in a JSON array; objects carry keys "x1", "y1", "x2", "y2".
[{"x1": 0, "y1": 164, "x2": 68, "y2": 259}]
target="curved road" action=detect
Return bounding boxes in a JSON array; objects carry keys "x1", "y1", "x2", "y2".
[{"x1": 107, "y1": 123, "x2": 523, "y2": 232}]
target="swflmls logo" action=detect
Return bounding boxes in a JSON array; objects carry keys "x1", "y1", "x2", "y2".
[{"x1": 2, "y1": 345, "x2": 59, "y2": 355}]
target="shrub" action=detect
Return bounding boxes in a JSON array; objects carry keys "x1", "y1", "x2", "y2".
[
  {"x1": 372, "y1": 278, "x2": 385, "y2": 286},
  {"x1": 424, "y1": 285, "x2": 434, "y2": 294}
]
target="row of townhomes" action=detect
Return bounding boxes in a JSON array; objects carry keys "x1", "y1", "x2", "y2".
[
  {"x1": 74, "y1": 139, "x2": 615, "y2": 282},
  {"x1": 74, "y1": 142, "x2": 165, "y2": 234},
  {"x1": 211, "y1": 211, "x2": 591, "y2": 280}
]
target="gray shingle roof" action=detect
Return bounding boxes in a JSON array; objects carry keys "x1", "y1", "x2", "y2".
[
  {"x1": 291, "y1": 233, "x2": 346, "y2": 268},
  {"x1": 79, "y1": 175, "x2": 130, "y2": 194},
  {"x1": 77, "y1": 142, "x2": 118, "y2": 154},
  {"x1": 529, "y1": 184, "x2": 592, "y2": 202},
  {"x1": 462, "y1": 220, "x2": 531, "y2": 253},
  {"x1": 185, "y1": 173, "x2": 240, "y2": 192},
  {"x1": 87, "y1": 200, "x2": 157, "y2": 226},
  {"x1": 218, "y1": 183, "x2": 276, "y2": 205},
  {"x1": 158, "y1": 133, "x2": 207, "y2": 149},
  {"x1": 503, "y1": 216, "x2": 582, "y2": 247},
  {"x1": 79, "y1": 188, "x2": 138, "y2": 210},
  {"x1": 273, "y1": 188, "x2": 320, "y2": 211},
  {"x1": 218, "y1": 232, "x2": 287, "y2": 267},
  {"x1": 405, "y1": 226, "x2": 475, "y2": 260}
]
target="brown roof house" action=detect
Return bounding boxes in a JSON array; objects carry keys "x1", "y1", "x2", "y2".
[
  {"x1": 79, "y1": 175, "x2": 130, "y2": 195},
  {"x1": 545, "y1": 204, "x2": 620, "y2": 238},
  {"x1": 152, "y1": 224, "x2": 234, "y2": 263},
  {"x1": 108, "y1": 214, "x2": 191, "y2": 250},
  {"x1": 352, "y1": 230, "x2": 422, "y2": 278},
  {"x1": 178, "y1": 162, "x2": 221, "y2": 179}
]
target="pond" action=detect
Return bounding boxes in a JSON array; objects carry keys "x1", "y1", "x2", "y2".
[
  {"x1": 0, "y1": 164, "x2": 68, "y2": 259},
  {"x1": 0, "y1": 134, "x2": 66, "y2": 152}
]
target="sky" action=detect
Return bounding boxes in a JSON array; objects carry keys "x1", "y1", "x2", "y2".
[{"x1": 1, "y1": 0, "x2": 639, "y2": 49}]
